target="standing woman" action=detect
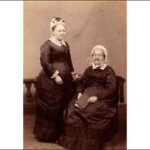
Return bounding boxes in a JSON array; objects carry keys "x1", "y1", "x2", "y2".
[{"x1": 33, "y1": 17, "x2": 75, "y2": 142}]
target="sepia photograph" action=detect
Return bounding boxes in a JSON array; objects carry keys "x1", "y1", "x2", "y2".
[
  {"x1": 2, "y1": 1, "x2": 150, "y2": 149},
  {"x1": 24, "y1": 1, "x2": 126, "y2": 150}
]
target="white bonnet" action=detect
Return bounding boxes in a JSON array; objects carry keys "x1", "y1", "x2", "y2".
[
  {"x1": 50, "y1": 17, "x2": 65, "y2": 31},
  {"x1": 90, "y1": 45, "x2": 109, "y2": 64}
]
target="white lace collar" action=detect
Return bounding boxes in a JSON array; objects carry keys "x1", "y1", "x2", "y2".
[
  {"x1": 92, "y1": 63, "x2": 107, "y2": 70},
  {"x1": 49, "y1": 36, "x2": 66, "y2": 47}
]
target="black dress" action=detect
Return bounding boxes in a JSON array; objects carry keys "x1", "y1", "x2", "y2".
[
  {"x1": 60, "y1": 65, "x2": 117, "y2": 150},
  {"x1": 33, "y1": 40, "x2": 75, "y2": 142}
]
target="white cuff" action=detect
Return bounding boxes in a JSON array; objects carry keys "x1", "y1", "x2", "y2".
[{"x1": 51, "y1": 70, "x2": 59, "y2": 79}]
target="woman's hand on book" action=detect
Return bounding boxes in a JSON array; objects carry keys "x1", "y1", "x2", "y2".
[{"x1": 88, "y1": 96, "x2": 98, "y2": 103}]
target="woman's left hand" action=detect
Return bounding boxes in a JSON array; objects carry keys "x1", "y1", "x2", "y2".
[
  {"x1": 71, "y1": 72, "x2": 81, "y2": 80},
  {"x1": 88, "y1": 96, "x2": 98, "y2": 103}
]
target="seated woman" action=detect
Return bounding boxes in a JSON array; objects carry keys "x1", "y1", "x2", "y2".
[{"x1": 60, "y1": 45, "x2": 117, "y2": 150}]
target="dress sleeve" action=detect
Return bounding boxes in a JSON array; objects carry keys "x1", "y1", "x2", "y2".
[
  {"x1": 40, "y1": 43, "x2": 54, "y2": 76},
  {"x1": 96, "y1": 69, "x2": 117, "y2": 100},
  {"x1": 66, "y1": 43, "x2": 74, "y2": 72},
  {"x1": 77, "y1": 68, "x2": 90, "y2": 93}
]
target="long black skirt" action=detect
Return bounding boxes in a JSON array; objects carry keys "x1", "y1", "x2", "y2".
[
  {"x1": 60, "y1": 97, "x2": 118, "y2": 150},
  {"x1": 33, "y1": 70, "x2": 75, "y2": 142}
]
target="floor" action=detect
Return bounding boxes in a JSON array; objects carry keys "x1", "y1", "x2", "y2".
[{"x1": 24, "y1": 115, "x2": 65, "y2": 149}]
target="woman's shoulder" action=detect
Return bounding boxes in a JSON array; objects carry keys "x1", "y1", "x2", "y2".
[
  {"x1": 105, "y1": 65, "x2": 116, "y2": 75},
  {"x1": 40, "y1": 40, "x2": 52, "y2": 51},
  {"x1": 64, "y1": 41, "x2": 70, "y2": 48},
  {"x1": 83, "y1": 66, "x2": 93, "y2": 74},
  {"x1": 64, "y1": 41, "x2": 69, "y2": 45},
  {"x1": 42, "y1": 40, "x2": 52, "y2": 46}
]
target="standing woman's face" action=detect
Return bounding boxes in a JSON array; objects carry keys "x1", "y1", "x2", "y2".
[
  {"x1": 52, "y1": 24, "x2": 66, "y2": 41},
  {"x1": 92, "y1": 49, "x2": 105, "y2": 65}
]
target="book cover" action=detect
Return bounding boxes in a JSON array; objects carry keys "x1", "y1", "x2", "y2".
[{"x1": 75, "y1": 93, "x2": 90, "y2": 109}]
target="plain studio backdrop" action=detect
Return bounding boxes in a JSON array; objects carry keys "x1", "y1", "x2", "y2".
[{"x1": 24, "y1": 1, "x2": 126, "y2": 101}]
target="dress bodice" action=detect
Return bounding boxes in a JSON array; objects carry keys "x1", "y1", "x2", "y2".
[{"x1": 40, "y1": 40, "x2": 74, "y2": 79}]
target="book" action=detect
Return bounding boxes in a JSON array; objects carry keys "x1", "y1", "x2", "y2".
[{"x1": 75, "y1": 93, "x2": 90, "y2": 109}]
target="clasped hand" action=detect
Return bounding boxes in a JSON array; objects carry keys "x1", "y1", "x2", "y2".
[{"x1": 55, "y1": 75, "x2": 63, "y2": 85}]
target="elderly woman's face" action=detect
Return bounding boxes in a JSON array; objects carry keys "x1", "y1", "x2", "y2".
[
  {"x1": 52, "y1": 24, "x2": 66, "y2": 41},
  {"x1": 92, "y1": 49, "x2": 105, "y2": 65}
]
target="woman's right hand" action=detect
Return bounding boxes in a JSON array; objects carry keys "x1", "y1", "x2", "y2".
[
  {"x1": 55, "y1": 75, "x2": 63, "y2": 85},
  {"x1": 77, "y1": 92, "x2": 82, "y2": 99}
]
